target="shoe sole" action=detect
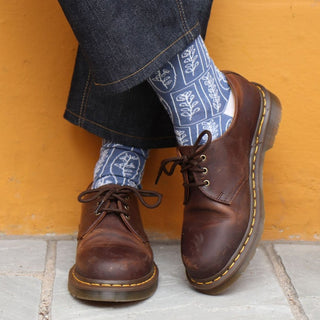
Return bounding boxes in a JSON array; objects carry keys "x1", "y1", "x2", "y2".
[
  {"x1": 187, "y1": 84, "x2": 282, "y2": 293},
  {"x1": 68, "y1": 263, "x2": 158, "y2": 302}
]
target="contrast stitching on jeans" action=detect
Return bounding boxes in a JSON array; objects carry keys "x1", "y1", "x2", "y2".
[
  {"x1": 79, "y1": 71, "x2": 91, "y2": 126},
  {"x1": 93, "y1": 22, "x2": 199, "y2": 87},
  {"x1": 190, "y1": 85, "x2": 267, "y2": 286},
  {"x1": 65, "y1": 109, "x2": 175, "y2": 141},
  {"x1": 71, "y1": 265, "x2": 157, "y2": 288},
  {"x1": 81, "y1": 76, "x2": 92, "y2": 125},
  {"x1": 175, "y1": 0, "x2": 194, "y2": 41},
  {"x1": 175, "y1": 0, "x2": 188, "y2": 36}
]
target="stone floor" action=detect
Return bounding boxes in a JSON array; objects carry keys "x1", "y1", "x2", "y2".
[{"x1": 0, "y1": 237, "x2": 319, "y2": 320}]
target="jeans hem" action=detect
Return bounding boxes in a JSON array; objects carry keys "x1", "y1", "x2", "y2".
[
  {"x1": 64, "y1": 109, "x2": 178, "y2": 149},
  {"x1": 91, "y1": 22, "x2": 201, "y2": 94}
]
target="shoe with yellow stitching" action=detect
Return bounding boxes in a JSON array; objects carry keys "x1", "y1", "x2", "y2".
[
  {"x1": 156, "y1": 72, "x2": 281, "y2": 293},
  {"x1": 68, "y1": 184, "x2": 161, "y2": 302}
]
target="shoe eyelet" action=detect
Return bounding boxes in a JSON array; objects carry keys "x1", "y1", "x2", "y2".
[
  {"x1": 124, "y1": 204, "x2": 129, "y2": 210},
  {"x1": 202, "y1": 167, "x2": 208, "y2": 174},
  {"x1": 200, "y1": 155, "x2": 207, "y2": 161},
  {"x1": 95, "y1": 211, "x2": 102, "y2": 216},
  {"x1": 203, "y1": 179, "x2": 210, "y2": 186},
  {"x1": 125, "y1": 214, "x2": 130, "y2": 220}
]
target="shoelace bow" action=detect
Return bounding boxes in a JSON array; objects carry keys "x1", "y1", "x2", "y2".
[
  {"x1": 155, "y1": 130, "x2": 212, "y2": 203},
  {"x1": 77, "y1": 185, "x2": 162, "y2": 240},
  {"x1": 78, "y1": 185, "x2": 162, "y2": 216}
]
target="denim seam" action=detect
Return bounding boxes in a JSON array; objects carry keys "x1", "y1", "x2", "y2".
[
  {"x1": 175, "y1": 0, "x2": 193, "y2": 41},
  {"x1": 65, "y1": 109, "x2": 175, "y2": 141},
  {"x1": 93, "y1": 22, "x2": 199, "y2": 87},
  {"x1": 78, "y1": 70, "x2": 92, "y2": 126},
  {"x1": 175, "y1": 0, "x2": 188, "y2": 35},
  {"x1": 181, "y1": 1, "x2": 195, "y2": 41},
  {"x1": 81, "y1": 75, "x2": 92, "y2": 124}
]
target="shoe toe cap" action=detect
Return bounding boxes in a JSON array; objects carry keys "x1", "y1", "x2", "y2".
[
  {"x1": 182, "y1": 227, "x2": 244, "y2": 280},
  {"x1": 75, "y1": 237, "x2": 153, "y2": 281}
]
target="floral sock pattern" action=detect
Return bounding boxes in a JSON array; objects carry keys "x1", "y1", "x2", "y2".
[
  {"x1": 149, "y1": 35, "x2": 234, "y2": 146},
  {"x1": 92, "y1": 141, "x2": 149, "y2": 189}
]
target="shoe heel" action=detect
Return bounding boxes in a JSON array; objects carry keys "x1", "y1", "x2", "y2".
[{"x1": 263, "y1": 90, "x2": 282, "y2": 151}]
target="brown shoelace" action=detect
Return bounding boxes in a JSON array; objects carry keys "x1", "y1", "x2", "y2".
[
  {"x1": 77, "y1": 185, "x2": 162, "y2": 240},
  {"x1": 78, "y1": 185, "x2": 162, "y2": 215},
  {"x1": 156, "y1": 130, "x2": 212, "y2": 203}
]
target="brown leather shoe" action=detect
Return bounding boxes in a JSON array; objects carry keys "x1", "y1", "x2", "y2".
[
  {"x1": 157, "y1": 72, "x2": 281, "y2": 293},
  {"x1": 68, "y1": 184, "x2": 161, "y2": 302}
]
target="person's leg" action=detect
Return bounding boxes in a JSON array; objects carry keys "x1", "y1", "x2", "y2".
[
  {"x1": 152, "y1": 37, "x2": 281, "y2": 293},
  {"x1": 57, "y1": 0, "x2": 215, "y2": 303},
  {"x1": 58, "y1": 0, "x2": 281, "y2": 299}
]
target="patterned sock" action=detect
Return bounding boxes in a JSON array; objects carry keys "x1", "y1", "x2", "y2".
[
  {"x1": 148, "y1": 35, "x2": 235, "y2": 146},
  {"x1": 92, "y1": 141, "x2": 149, "y2": 189}
]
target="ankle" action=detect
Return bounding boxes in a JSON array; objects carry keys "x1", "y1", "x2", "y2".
[
  {"x1": 92, "y1": 141, "x2": 149, "y2": 189},
  {"x1": 149, "y1": 35, "x2": 235, "y2": 146}
]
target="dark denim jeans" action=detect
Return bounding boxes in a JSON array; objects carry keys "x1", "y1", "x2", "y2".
[{"x1": 58, "y1": 0, "x2": 214, "y2": 148}]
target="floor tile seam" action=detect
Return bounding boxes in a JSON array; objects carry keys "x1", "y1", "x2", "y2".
[
  {"x1": 0, "y1": 271, "x2": 43, "y2": 279},
  {"x1": 262, "y1": 240, "x2": 320, "y2": 246},
  {"x1": 0, "y1": 235, "x2": 179, "y2": 243},
  {"x1": 82, "y1": 303, "x2": 295, "y2": 317},
  {"x1": 0, "y1": 235, "x2": 76, "y2": 241},
  {"x1": 38, "y1": 240, "x2": 57, "y2": 320},
  {"x1": 0, "y1": 236, "x2": 319, "y2": 245},
  {"x1": 262, "y1": 242, "x2": 309, "y2": 320}
]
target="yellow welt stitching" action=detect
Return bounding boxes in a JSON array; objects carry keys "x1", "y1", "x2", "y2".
[
  {"x1": 234, "y1": 254, "x2": 241, "y2": 262},
  {"x1": 191, "y1": 84, "x2": 267, "y2": 286},
  {"x1": 72, "y1": 266, "x2": 156, "y2": 288},
  {"x1": 222, "y1": 270, "x2": 229, "y2": 276}
]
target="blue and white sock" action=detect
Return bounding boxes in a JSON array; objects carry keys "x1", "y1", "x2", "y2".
[
  {"x1": 149, "y1": 35, "x2": 235, "y2": 146},
  {"x1": 92, "y1": 141, "x2": 149, "y2": 189}
]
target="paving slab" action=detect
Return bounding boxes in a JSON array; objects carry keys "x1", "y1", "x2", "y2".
[
  {"x1": 0, "y1": 240, "x2": 47, "y2": 273},
  {"x1": 52, "y1": 241, "x2": 293, "y2": 320},
  {"x1": 274, "y1": 243, "x2": 320, "y2": 320},
  {"x1": 0, "y1": 275, "x2": 41, "y2": 320}
]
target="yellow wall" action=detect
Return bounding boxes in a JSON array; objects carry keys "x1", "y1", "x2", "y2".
[{"x1": 1, "y1": 0, "x2": 319, "y2": 240}]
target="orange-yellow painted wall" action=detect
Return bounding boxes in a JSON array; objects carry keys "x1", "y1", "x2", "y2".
[{"x1": 0, "y1": 0, "x2": 319, "y2": 240}]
